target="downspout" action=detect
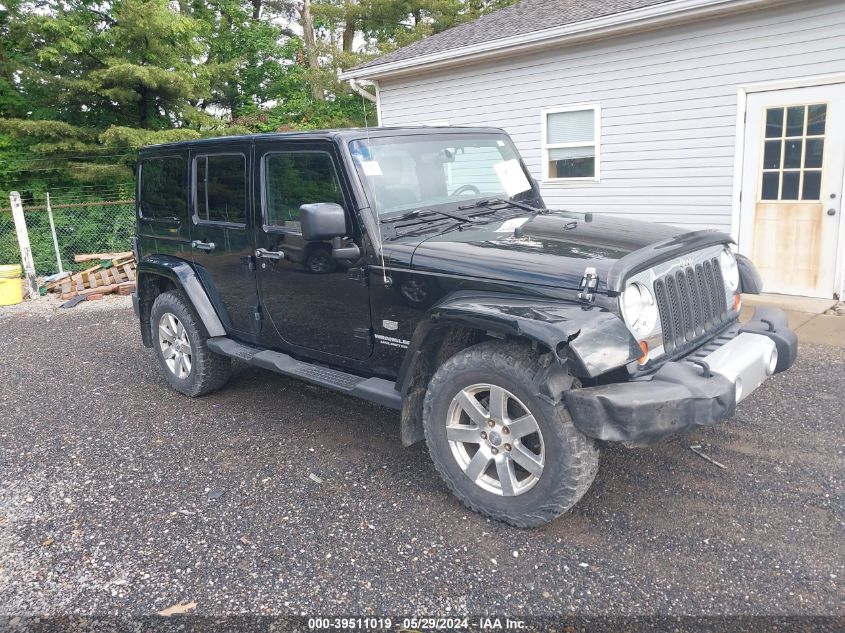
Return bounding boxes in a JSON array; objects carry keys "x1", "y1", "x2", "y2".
[{"x1": 349, "y1": 78, "x2": 377, "y2": 103}]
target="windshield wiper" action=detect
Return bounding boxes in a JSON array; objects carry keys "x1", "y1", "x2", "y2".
[
  {"x1": 381, "y1": 208, "x2": 475, "y2": 224},
  {"x1": 461, "y1": 197, "x2": 592, "y2": 222},
  {"x1": 458, "y1": 197, "x2": 548, "y2": 215}
]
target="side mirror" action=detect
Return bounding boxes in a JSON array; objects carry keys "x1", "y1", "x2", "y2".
[
  {"x1": 331, "y1": 237, "x2": 360, "y2": 261},
  {"x1": 300, "y1": 203, "x2": 347, "y2": 241}
]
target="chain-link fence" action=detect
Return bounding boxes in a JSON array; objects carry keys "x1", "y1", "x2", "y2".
[{"x1": 0, "y1": 198, "x2": 135, "y2": 277}]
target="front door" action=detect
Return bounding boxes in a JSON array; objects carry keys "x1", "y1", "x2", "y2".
[
  {"x1": 739, "y1": 83, "x2": 845, "y2": 297},
  {"x1": 188, "y1": 144, "x2": 259, "y2": 334},
  {"x1": 253, "y1": 140, "x2": 372, "y2": 360}
]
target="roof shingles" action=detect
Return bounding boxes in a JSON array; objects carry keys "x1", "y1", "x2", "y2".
[{"x1": 351, "y1": 0, "x2": 675, "y2": 71}]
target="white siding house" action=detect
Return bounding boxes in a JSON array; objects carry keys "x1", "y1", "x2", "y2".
[{"x1": 342, "y1": 0, "x2": 845, "y2": 299}]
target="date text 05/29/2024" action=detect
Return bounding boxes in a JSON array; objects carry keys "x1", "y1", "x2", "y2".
[{"x1": 307, "y1": 617, "x2": 527, "y2": 630}]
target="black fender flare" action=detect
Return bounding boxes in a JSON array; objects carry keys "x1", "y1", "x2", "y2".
[
  {"x1": 736, "y1": 253, "x2": 763, "y2": 294},
  {"x1": 136, "y1": 255, "x2": 226, "y2": 345},
  {"x1": 398, "y1": 291, "x2": 641, "y2": 392},
  {"x1": 394, "y1": 291, "x2": 640, "y2": 447}
]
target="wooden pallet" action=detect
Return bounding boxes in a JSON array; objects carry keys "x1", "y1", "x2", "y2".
[
  {"x1": 73, "y1": 251, "x2": 132, "y2": 263},
  {"x1": 53, "y1": 257, "x2": 137, "y2": 300}
]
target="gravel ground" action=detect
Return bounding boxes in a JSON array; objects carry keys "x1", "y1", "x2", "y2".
[{"x1": 0, "y1": 297, "x2": 842, "y2": 620}]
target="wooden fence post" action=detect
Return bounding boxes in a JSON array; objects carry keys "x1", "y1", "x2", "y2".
[{"x1": 9, "y1": 191, "x2": 39, "y2": 299}]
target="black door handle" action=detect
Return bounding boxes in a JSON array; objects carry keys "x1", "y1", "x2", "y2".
[
  {"x1": 255, "y1": 248, "x2": 284, "y2": 260},
  {"x1": 191, "y1": 240, "x2": 215, "y2": 252},
  {"x1": 827, "y1": 208, "x2": 837, "y2": 216}
]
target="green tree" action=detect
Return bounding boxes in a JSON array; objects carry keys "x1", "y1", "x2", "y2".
[
  {"x1": 0, "y1": 0, "x2": 520, "y2": 203},
  {"x1": 0, "y1": 0, "x2": 212, "y2": 197}
]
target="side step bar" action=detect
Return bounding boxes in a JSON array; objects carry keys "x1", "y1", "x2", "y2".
[{"x1": 206, "y1": 337, "x2": 402, "y2": 410}]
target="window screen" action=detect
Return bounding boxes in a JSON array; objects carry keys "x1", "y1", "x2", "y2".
[
  {"x1": 265, "y1": 152, "x2": 344, "y2": 228},
  {"x1": 543, "y1": 107, "x2": 598, "y2": 179},
  {"x1": 140, "y1": 156, "x2": 187, "y2": 219},
  {"x1": 195, "y1": 154, "x2": 247, "y2": 224}
]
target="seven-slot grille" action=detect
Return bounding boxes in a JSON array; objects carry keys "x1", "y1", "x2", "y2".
[{"x1": 653, "y1": 258, "x2": 729, "y2": 354}]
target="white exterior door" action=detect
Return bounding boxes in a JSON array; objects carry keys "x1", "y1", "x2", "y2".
[{"x1": 739, "y1": 84, "x2": 845, "y2": 298}]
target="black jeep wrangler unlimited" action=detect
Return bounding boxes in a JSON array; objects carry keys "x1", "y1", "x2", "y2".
[{"x1": 132, "y1": 127, "x2": 797, "y2": 527}]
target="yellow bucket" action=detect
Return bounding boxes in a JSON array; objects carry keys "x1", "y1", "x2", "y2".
[{"x1": 0, "y1": 264, "x2": 24, "y2": 306}]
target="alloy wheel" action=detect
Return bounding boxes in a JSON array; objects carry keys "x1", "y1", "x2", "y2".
[
  {"x1": 445, "y1": 383, "x2": 544, "y2": 496},
  {"x1": 158, "y1": 312, "x2": 193, "y2": 379}
]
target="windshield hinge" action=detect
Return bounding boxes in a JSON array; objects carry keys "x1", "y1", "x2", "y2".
[{"x1": 579, "y1": 267, "x2": 599, "y2": 302}]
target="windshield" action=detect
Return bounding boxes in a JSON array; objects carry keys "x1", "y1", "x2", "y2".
[{"x1": 348, "y1": 133, "x2": 538, "y2": 218}]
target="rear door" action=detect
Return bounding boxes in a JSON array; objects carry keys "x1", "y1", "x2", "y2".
[
  {"x1": 188, "y1": 143, "x2": 259, "y2": 335},
  {"x1": 253, "y1": 139, "x2": 372, "y2": 360}
]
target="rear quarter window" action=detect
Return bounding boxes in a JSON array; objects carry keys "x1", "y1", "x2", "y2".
[
  {"x1": 194, "y1": 154, "x2": 247, "y2": 225},
  {"x1": 139, "y1": 156, "x2": 187, "y2": 220}
]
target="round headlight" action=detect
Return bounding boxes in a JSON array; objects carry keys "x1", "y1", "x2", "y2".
[
  {"x1": 621, "y1": 282, "x2": 658, "y2": 336},
  {"x1": 720, "y1": 247, "x2": 740, "y2": 291},
  {"x1": 622, "y1": 282, "x2": 643, "y2": 326}
]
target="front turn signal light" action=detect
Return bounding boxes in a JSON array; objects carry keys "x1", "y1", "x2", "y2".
[
  {"x1": 733, "y1": 293, "x2": 742, "y2": 311},
  {"x1": 637, "y1": 340, "x2": 649, "y2": 365}
]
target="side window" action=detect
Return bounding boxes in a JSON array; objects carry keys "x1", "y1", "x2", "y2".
[
  {"x1": 140, "y1": 156, "x2": 187, "y2": 219},
  {"x1": 195, "y1": 154, "x2": 247, "y2": 224},
  {"x1": 264, "y1": 151, "x2": 344, "y2": 229}
]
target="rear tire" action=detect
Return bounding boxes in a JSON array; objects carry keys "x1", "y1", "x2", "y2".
[
  {"x1": 422, "y1": 341, "x2": 599, "y2": 527},
  {"x1": 150, "y1": 290, "x2": 231, "y2": 397}
]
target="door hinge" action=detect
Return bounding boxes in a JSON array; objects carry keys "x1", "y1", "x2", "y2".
[
  {"x1": 254, "y1": 305, "x2": 262, "y2": 321},
  {"x1": 579, "y1": 266, "x2": 599, "y2": 302}
]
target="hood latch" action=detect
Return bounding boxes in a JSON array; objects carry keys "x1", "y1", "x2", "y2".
[{"x1": 579, "y1": 267, "x2": 599, "y2": 302}]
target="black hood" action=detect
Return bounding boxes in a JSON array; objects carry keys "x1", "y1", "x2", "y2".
[{"x1": 406, "y1": 211, "x2": 732, "y2": 293}]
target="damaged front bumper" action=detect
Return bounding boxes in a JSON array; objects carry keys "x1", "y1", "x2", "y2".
[{"x1": 563, "y1": 307, "x2": 797, "y2": 446}]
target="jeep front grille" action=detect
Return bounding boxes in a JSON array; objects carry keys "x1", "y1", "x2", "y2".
[{"x1": 653, "y1": 257, "x2": 728, "y2": 354}]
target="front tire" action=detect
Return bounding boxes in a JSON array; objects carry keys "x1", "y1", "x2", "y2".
[
  {"x1": 150, "y1": 290, "x2": 231, "y2": 397},
  {"x1": 422, "y1": 341, "x2": 599, "y2": 527}
]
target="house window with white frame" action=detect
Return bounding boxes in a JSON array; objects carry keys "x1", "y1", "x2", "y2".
[{"x1": 542, "y1": 104, "x2": 600, "y2": 181}]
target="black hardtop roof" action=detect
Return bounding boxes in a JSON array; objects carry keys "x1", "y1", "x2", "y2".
[{"x1": 139, "y1": 126, "x2": 508, "y2": 154}]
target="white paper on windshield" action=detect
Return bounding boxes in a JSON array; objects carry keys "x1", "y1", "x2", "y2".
[
  {"x1": 361, "y1": 160, "x2": 383, "y2": 176},
  {"x1": 495, "y1": 217, "x2": 529, "y2": 233},
  {"x1": 494, "y1": 159, "x2": 531, "y2": 197}
]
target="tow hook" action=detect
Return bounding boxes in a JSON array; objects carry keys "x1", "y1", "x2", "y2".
[{"x1": 688, "y1": 358, "x2": 713, "y2": 378}]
